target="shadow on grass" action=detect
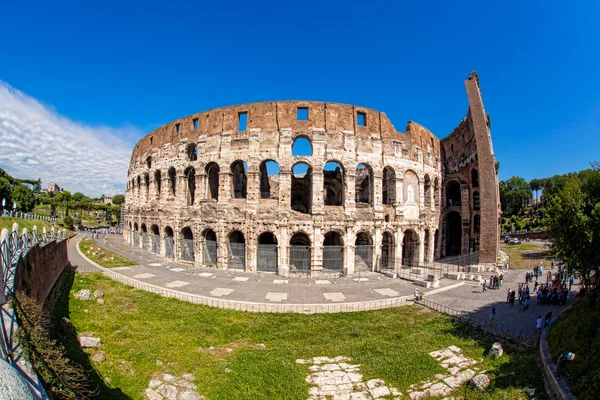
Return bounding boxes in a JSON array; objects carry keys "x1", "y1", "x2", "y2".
[{"x1": 50, "y1": 267, "x2": 131, "y2": 400}]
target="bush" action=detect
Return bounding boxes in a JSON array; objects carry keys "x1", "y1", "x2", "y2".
[
  {"x1": 63, "y1": 216, "x2": 73, "y2": 229},
  {"x1": 13, "y1": 291, "x2": 96, "y2": 400}
]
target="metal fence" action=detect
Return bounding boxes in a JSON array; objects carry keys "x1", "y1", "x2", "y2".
[
  {"x1": 180, "y1": 238, "x2": 195, "y2": 262},
  {"x1": 133, "y1": 231, "x2": 139, "y2": 248},
  {"x1": 165, "y1": 236, "x2": 174, "y2": 258},
  {"x1": 202, "y1": 240, "x2": 217, "y2": 266},
  {"x1": 257, "y1": 244, "x2": 277, "y2": 272},
  {"x1": 322, "y1": 246, "x2": 343, "y2": 272},
  {"x1": 289, "y1": 246, "x2": 311, "y2": 274},
  {"x1": 151, "y1": 234, "x2": 160, "y2": 254},
  {"x1": 355, "y1": 245, "x2": 373, "y2": 272},
  {"x1": 228, "y1": 243, "x2": 245, "y2": 270},
  {"x1": 416, "y1": 298, "x2": 538, "y2": 345},
  {"x1": 377, "y1": 251, "x2": 480, "y2": 281},
  {"x1": 141, "y1": 232, "x2": 147, "y2": 250}
]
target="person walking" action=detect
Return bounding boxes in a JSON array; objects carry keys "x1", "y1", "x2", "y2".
[
  {"x1": 506, "y1": 288, "x2": 512, "y2": 306},
  {"x1": 536, "y1": 315, "x2": 543, "y2": 331},
  {"x1": 488, "y1": 307, "x2": 496, "y2": 327},
  {"x1": 482, "y1": 278, "x2": 487, "y2": 292},
  {"x1": 510, "y1": 290, "x2": 516, "y2": 307}
]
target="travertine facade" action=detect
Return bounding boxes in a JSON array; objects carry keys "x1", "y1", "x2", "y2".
[{"x1": 124, "y1": 73, "x2": 499, "y2": 275}]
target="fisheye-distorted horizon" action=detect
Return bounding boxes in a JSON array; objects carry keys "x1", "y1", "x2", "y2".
[{"x1": 0, "y1": 1, "x2": 598, "y2": 196}]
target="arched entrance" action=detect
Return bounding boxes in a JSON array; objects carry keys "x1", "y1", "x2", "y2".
[
  {"x1": 141, "y1": 224, "x2": 148, "y2": 250},
  {"x1": 180, "y1": 227, "x2": 194, "y2": 262},
  {"x1": 322, "y1": 231, "x2": 344, "y2": 272},
  {"x1": 446, "y1": 181, "x2": 461, "y2": 207},
  {"x1": 289, "y1": 232, "x2": 311, "y2": 273},
  {"x1": 381, "y1": 232, "x2": 394, "y2": 271},
  {"x1": 205, "y1": 162, "x2": 220, "y2": 200},
  {"x1": 164, "y1": 226, "x2": 174, "y2": 258},
  {"x1": 257, "y1": 232, "x2": 278, "y2": 272},
  {"x1": 445, "y1": 211, "x2": 462, "y2": 256},
  {"x1": 151, "y1": 225, "x2": 160, "y2": 254},
  {"x1": 402, "y1": 229, "x2": 419, "y2": 266},
  {"x1": 185, "y1": 167, "x2": 196, "y2": 206},
  {"x1": 228, "y1": 231, "x2": 245, "y2": 270},
  {"x1": 133, "y1": 223, "x2": 139, "y2": 248},
  {"x1": 201, "y1": 229, "x2": 217, "y2": 266},
  {"x1": 355, "y1": 232, "x2": 373, "y2": 271}
]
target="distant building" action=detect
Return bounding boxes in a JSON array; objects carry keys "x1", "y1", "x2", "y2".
[
  {"x1": 104, "y1": 196, "x2": 114, "y2": 204},
  {"x1": 45, "y1": 182, "x2": 61, "y2": 194}
]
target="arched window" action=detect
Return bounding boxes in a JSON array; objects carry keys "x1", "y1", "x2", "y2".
[
  {"x1": 231, "y1": 161, "x2": 248, "y2": 199},
  {"x1": 323, "y1": 231, "x2": 344, "y2": 272},
  {"x1": 187, "y1": 143, "x2": 198, "y2": 161},
  {"x1": 146, "y1": 156, "x2": 152, "y2": 169},
  {"x1": 403, "y1": 170, "x2": 419, "y2": 205},
  {"x1": 381, "y1": 232, "x2": 394, "y2": 270},
  {"x1": 168, "y1": 167, "x2": 177, "y2": 197},
  {"x1": 201, "y1": 229, "x2": 217, "y2": 266},
  {"x1": 473, "y1": 191, "x2": 480, "y2": 210},
  {"x1": 144, "y1": 173, "x2": 150, "y2": 201},
  {"x1": 205, "y1": 163, "x2": 220, "y2": 200},
  {"x1": 355, "y1": 232, "x2": 373, "y2": 271},
  {"x1": 184, "y1": 167, "x2": 196, "y2": 206},
  {"x1": 291, "y1": 162, "x2": 312, "y2": 213},
  {"x1": 151, "y1": 225, "x2": 160, "y2": 253},
  {"x1": 424, "y1": 175, "x2": 431, "y2": 205},
  {"x1": 289, "y1": 232, "x2": 311, "y2": 272},
  {"x1": 474, "y1": 214, "x2": 481, "y2": 233},
  {"x1": 180, "y1": 227, "x2": 194, "y2": 262},
  {"x1": 446, "y1": 181, "x2": 461, "y2": 207},
  {"x1": 471, "y1": 169, "x2": 479, "y2": 188},
  {"x1": 154, "y1": 170, "x2": 162, "y2": 199},
  {"x1": 292, "y1": 137, "x2": 312, "y2": 156},
  {"x1": 228, "y1": 231, "x2": 246, "y2": 269},
  {"x1": 402, "y1": 229, "x2": 419, "y2": 266},
  {"x1": 445, "y1": 211, "x2": 462, "y2": 256},
  {"x1": 141, "y1": 224, "x2": 148, "y2": 250},
  {"x1": 259, "y1": 160, "x2": 280, "y2": 199},
  {"x1": 136, "y1": 176, "x2": 141, "y2": 199},
  {"x1": 324, "y1": 161, "x2": 344, "y2": 206},
  {"x1": 382, "y1": 166, "x2": 395, "y2": 205},
  {"x1": 355, "y1": 163, "x2": 373, "y2": 205},
  {"x1": 164, "y1": 226, "x2": 174, "y2": 258},
  {"x1": 257, "y1": 232, "x2": 278, "y2": 272}
]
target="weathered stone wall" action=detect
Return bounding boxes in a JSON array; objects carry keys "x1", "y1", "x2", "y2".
[{"x1": 15, "y1": 239, "x2": 70, "y2": 304}]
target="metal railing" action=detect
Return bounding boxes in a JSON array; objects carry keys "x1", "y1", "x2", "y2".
[
  {"x1": 228, "y1": 243, "x2": 246, "y2": 270},
  {"x1": 201, "y1": 240, "x2": 217, "y2": 266},
  {"x1": 289, "y1": 246, "x2": 311, "y2": 274},
  {"x1": 377, "y1": 252, "x2": 480, "y2": 281},
  {"x1": 257, "y1": 244, "x2": 277, "y2": 272},
  {"x1": 416, "y1": 298, "x2": 538, "y2": 345},
  {"x1": 180, "y1": 238, "x2": 195, "y2": 262},
  {"x1": 322, "y1": 246, "x2": 344, "y2": 272}
]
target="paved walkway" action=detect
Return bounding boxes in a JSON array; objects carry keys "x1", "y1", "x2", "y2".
[{"x1": 68, "y1": 233, "x2": 461, "y2": 313}]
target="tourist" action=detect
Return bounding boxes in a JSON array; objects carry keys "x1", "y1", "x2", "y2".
[
  {"x1": 536, "y1": 315, "x2": 543, "y2": 331},
  {"x1": 506, "y1": 288, "x2": 512, "y2": 306},
  {"x1": 414, "y1": 288, "x2": 420, "y2": 301},
  {"x1": 482, "y1": 278, "x2": 487, "y2": 292},
  {"x1": 545, "y1": 311, "x2": 553, "y2": 327},
  {"x1": 498, "y1": 273, "x2": 503, "y2": 288},
  {"x1": 510, "y1": 290, "x2": 516, "y2": 307},
  {"x1": 556, "y1": 352, "x2": 576, "y2": 379},
  {"x1": 488, "y1": 307, "x2": 496, "y2": 326},
  {"x1": 523, "y1": 295, "x2": 530, "y2": 311}
]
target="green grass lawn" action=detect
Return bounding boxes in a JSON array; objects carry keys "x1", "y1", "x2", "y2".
[
  {"x1": 0, "y1": 216, "x2": 63, "y2": 236},
  {"x1": 65, "y1": 273, "x2": 547, "y2": 400},
  {"x1": 500, "y1": 242, "x2": 555, "y2": 269},
  {"x1": 78, "y1": 237, "x2": 137, "y2": 268}
]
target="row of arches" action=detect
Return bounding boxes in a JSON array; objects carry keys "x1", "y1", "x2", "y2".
[
  {"x1": 128, "y1": 160, "x2": 441, "y2": 213},
  {"x1": 445, "y1": 179, "x2": 480, "y2": 210},
  {"x1": 128, "y1": 223, "x2": 436, "y2": 273}
]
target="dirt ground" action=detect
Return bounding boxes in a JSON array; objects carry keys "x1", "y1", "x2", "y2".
[{"x1": 500, "y1": 240, "x2": 556, "y2": 269}]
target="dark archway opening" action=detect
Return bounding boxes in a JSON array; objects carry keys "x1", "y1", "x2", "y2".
[
  {"x1": 324, "y1": 161, "x2": 344, "y2": 206},
  {"x1": 355, "y1": 163, "x2": 373, "y2": 204},
  {"x1": 291, "y1": 162, "x2": 312, "y2": 213},
  {"x1": 402, "y1": 229, "x2": 419, "y2": 266},
  {"x1": 381, "y1": 232, "x2": 394, "y2": 271},
  {"x1": 289, "y1": 232, "x2": 311, "y2": 272},
  {"x1": 259, "y1": 160, "x2": 280, "y2": 200},
  {"x1": 228, "y1": 231, "x2": 246, "y2": 269},
  {"x1": 471, "y1": 169, "x2": 479, "y2": 188},
  {"x1": 165, "y1": 226, "x2": 174, "y2": 258},
  {"x1": 181, "y1": 227, "x2": 194, "y2": 262},
  {"x1": 151, "y1": 225, "x2": 160, "y2": 253},
  {"x1": 355, "y1": 232, "x2": 373, "y2": 271},
  {"x1": 202, "y1": 228, "x2": 217, "y2": 266},
  {"x1": 323, "y1": 231, "x2": 344, "y2": 272},
  {"x1": 231, "y1": 161, "x2": 248, "y2": 199},
  {"x1": 154, "y1": 170, "x2": 162, "y2": 199},
  {"x1": 168, "y1": 167, "x2": 177, "y2": 197},
  {"x1": 257, "y1": 232, "x2": 278, "y2": 272},
  {"x1": 185, "y1": 167, "x2": 196, "y2": 206},
  {"x1": 445, "y1": 211, "x2": 462, "y2": 256},
  {"x1": 382, "y1": 167, "x2": 395, "y2": 205},
  {"x1": 446, "y1": 181, "x2": 461, "y2": 207},
  {"x1": 206, "y1": 163, "x2": 220, "y2": 200}
]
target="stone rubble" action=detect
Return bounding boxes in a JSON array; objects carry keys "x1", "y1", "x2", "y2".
[
  {"x1": 78, "y1": 335, "x2": 101, "y2": 348},
  {"x1": 468, "y1": 373, "x2": 491, "y2": 391},
  {"x1": 144, "y1": 372, "x2": 204, "y2": 400},
  {"x1": 93, "y1": 290, "x2": 104, "y2": 298},
  {"x1": 74, "y1": 289, "x2": 91, "y2": 300},
  {"x1": 296, "y1": 356, "x2": 402, "y2": 399},
  {"x1": 488, "y1": 342, "x2": 503, "y2": 358}
]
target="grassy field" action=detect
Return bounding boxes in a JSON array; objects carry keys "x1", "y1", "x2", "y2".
[
  {"x1": 64, "y1": 273, "x2": 547, "y2": 400},
  {"x1": 0, "y1": 216, "x2": 63, "y2": 236},
  {"x1": 78, "y1": 237, "x2": 137, "y2": 268},
  {"x1": 501, "y1": 241, "x2": 555, "y2": 269},
  {"x1": 548, "y1": 295, "x2": 600, "y2": 400}
]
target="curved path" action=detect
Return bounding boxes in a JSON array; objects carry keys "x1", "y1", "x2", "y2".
[{"x1": 67, "y1": 233, "x2": 462, "y2": 313}]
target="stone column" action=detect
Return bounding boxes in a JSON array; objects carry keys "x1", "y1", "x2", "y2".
[
  {"x1": 217, "y1": 227, "x2": 227, "y2": 269},
  {"x1": 195, "y1": 172, "x2": 205, "y2": 201},
  {"x1": 419, "y1": 179, "x2": 425, "y2": 208},
  {"x1": 312, "y1": 164, "x2": 324, "y2": 215},
  {"x1": 246, "y1": 171, "x2": 260, "y2": 207},
  {"x1": 312, "y1": 225, "x2": 323, "y2": 274},
  {"x1": 278, "y1": 224, "x2": 288, "y2": 273},
  {"x1": 345, "y1": 171, "x2": 356, "y2": 215},
  {"x1": 395, "y1": 230, "x2": 404, "y2": 270},
  {"x1": 177, "y1": 173, "x2": 186, "y2": 206},
  {"x1": 373, "y1": 172, "x2": 383, "y2": 212},
  {"x1": 278, "y1": 167, "x2": 291, "y2": 209},
  {"x1": 395, "y1": 177, "x2": 404, "y2": 206},
  {"x1": 219, "y1": 172, "x2": 232, "y2": 204},
  {"x1": 374, "y1": 224, "x2": 382, "y2": 272},
  {"x1": 418, "y1": 230, "x2": 425, "y2": 264},
  {"x1": 345, "y1": 230, "x2": 355, "y2": 275}
]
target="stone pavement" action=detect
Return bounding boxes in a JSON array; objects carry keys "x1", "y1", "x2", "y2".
[
  {"x1": 425, "y1": 266, "x2": 578, "y2": 335},
  {"x1": 68, "y1": 233, "x2": 462, "y2": 313}
]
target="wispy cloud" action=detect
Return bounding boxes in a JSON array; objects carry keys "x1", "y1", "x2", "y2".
[{"x1": 0, "y1": 81, "x2": 138, "y2": 197}]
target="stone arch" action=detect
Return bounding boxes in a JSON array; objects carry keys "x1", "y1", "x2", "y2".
[
  {"x1": 201, "y1": 228, "x2": 217, "y2": 265},
  {"x1": 382, "y1": 166, "x2": 396, "y2": 205},
  {"x1": 168, "y1": 167, "x2": 177, "y2": 197},
  {"x1": 323, "y1": 231, "x2": 344, "y2": 272},
  {"x1": 434, "y1": 177, "x2": 440, "y2": 207},
  {"x1": 154, "y1": 170, "x2": 162, "y2": 199},
  {"x1": 424, "y1": 228, "x2": 431, "y2": 262},
  {"x1": 381, "y1": 231, "x2": 395, "y2": 270},
  {"x1": 446, "y1": 181, "x2": 461, "y2": 207},
  {"x1": 187, "y1": 143, "x2": 198, "y2": 161},
  {"x1": 355, "y1": 231, "x2": 373, "y2": 271},
  {"x1": 471, "y1": 168, "x2": 479, "y2": 188},
  {"x1": 445, "y1": 211, "x2": 462, "y2": 256},
  {"x1": 180, "y1": 226, "x2": 194, "y2": 262},
  {"x1": 402, "y1": 229, "x2": 419, "y2": 266},
  {"x1": 355, "y1": 163, "x2": 374, "y2": 204},
  {"x1": 424, "y1": 174, "x2": 431, "y2": 205},
  {"x1": 291, "y1": 162, "x2": 312, "y2": 214},
  {"x1": 231, "y1": 160, "x2": 248, "y2": 199},
  {"x1": 136, "y1": 176, "x2": 141, "y2": 199},
  {"x1": 205, "y1": 162, "x2": 220, "y2": 200},
  {"x1": 144, "y1": 173, "x2": 150, "y2": 201},
  {"x1": 403, "y1": 170, "x2": 419, "y2": 205},
  {"x1": 323, "y1": 161, "x2": 344, "y2": 206},
  {"x1": 289, "y1": 232, "x2": 311, "y2": 272},
  {"x1": 257, "y1": 231, "x2": 278, "y2": 272},
  {"x1": 164, "y1": 226, "x2": 174, "y2": 258},
  {"x1": 473, "y1": 191, "x2": 480, "y2": 211},
  {"x1": 259, "y1": 160, "x2": 280, "y2": 200},
  {"x1": 146, "y1": 156, "x2": 152, "y2": 169},
  {"x1": 228, "y1": 230, "x2": 246, "y2": 269},
  {"x1": 151, "y1": 224, "x2": 160, "y2": 253},
  {"x1": 292, "y1": 136, "x2": 312, "y2": 156},
  {"x1": 184, "y1": 167, "x2": 196, "y2": 206}
]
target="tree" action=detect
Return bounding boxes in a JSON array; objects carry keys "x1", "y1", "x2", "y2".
[
  {"x1": 111, "y1": 194, "x2": 124, "y2": 205},
  {"x1": 71, "y1": 192, "x2": 87, "y2": 202},
  {"x1": 500, "y1": 176, "x2": 532, "y2": 216},
  {"x1": 12, "y1": 184, "x2": 36, "y2": 212},
  {"x1": 53, "y1": 190, "x2": 72, "y2": 216},
  {"x1": 0, "y1": 177, "x2": 12, "y2": 210},
  {"x1": 529, "y1": 179, "x2": 542, "y2": 204}
]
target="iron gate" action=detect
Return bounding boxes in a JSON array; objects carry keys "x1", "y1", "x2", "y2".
[
  {"x1": 151, "y1": 234, "x2": 160, "y2": 254},
  {"x1": 228, "y1": 243, "x2": 245, "y2": 270},
  {"x1": 133, "y1": 231, "x2": 139, "y2": 248},
  {"x1": 355, "y1": 245, "x2": 373, "y2": 272},
  {"x1": 289, "y1": 246, "x2": 311, "y2": 273},
  {"x1": 165, "y1": 237, "x2": 174, "y2": 258},
  {"x1": 257, "y1": 244, "x2": 277, "y2": 272},
  {"x1": 202, "y1": 240, "x2": 217, "y2": 266},
  {"x1": 322, "y1": 246, "x2": 344, "y2": 272},
  {"x1": 141, "y1": 232, "x2": 147, "y2": 250},
  {"x1": 181, "y1": 239, "x2": 195, "y2": 262}
]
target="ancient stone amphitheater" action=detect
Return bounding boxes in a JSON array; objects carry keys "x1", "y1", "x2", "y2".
[{"x1": 124, "y1": 73, "x2": 500, "y2": 276}]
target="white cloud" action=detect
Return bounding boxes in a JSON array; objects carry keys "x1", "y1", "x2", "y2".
[{"x1": 0, "y1": 81, "x2": 139, "y2": 197}]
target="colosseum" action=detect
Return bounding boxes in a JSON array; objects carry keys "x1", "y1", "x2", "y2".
[{"x1": 124, "y1": 72, "x2": 500, "y2": 277}]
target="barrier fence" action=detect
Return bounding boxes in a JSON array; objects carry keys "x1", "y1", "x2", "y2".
[
  {"x1": 377, "y1": 251, "x2": 480, "y2": 281},
  {"x1": 416, "y1": 298, "x2": 538, "y2": 345}
]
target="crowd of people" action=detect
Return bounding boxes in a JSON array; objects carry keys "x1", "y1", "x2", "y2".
[{"x1": 80, "y1": 226, "x2": 121, "y2": 239}]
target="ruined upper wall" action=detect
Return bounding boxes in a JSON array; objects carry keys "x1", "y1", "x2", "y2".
[{"x1": 129, "y1": 101, "x2": 441, "y2": 168}]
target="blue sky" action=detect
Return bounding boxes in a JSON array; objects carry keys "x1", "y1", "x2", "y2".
[{"x1": 0, "y1": 0, "x2": 598, "y2": 194}]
